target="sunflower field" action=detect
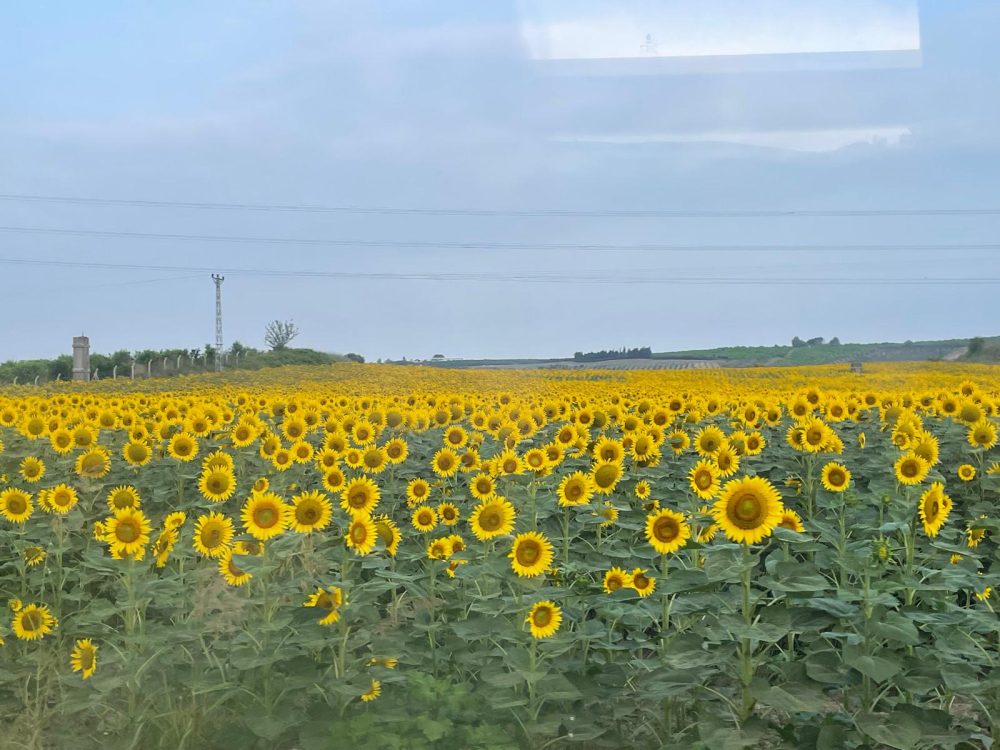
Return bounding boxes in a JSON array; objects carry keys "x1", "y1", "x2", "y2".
[{"x1": 3, "y1": 362, "x2": 1000, "y2": 749}]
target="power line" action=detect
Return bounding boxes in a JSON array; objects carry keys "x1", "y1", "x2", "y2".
[
  {"x1": 0, "y1": 225, "x2": 996, "y2": 253},
  {"x1": 0, "y1": 256, "x2": 998, "y2": 285},
  {"x1": 0, "y1": 192, "x2": 998, "y2": 218}
]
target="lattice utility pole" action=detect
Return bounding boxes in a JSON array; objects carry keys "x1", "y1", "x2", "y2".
[{"x1": 212, "y1": 274, "x2": 225, "y2": 371}]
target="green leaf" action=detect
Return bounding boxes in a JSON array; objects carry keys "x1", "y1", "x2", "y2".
[
  {"x1": 856, "y1": 711, "x2": 921, "y2": 750},
  {"x1": 845, "y1": 653, "x2": 901, "y2": 682}
]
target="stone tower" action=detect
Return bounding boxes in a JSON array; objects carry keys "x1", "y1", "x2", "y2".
[{"x1": 72, "y1": 336, "x2": 91, "y2": 382}]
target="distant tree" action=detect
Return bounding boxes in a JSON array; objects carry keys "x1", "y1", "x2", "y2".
[
  {"x1": 806, "y1": 337, "x2": 825, "y2": 346},
  {"x1": 49, "y1": 355, "x2": 73, "y2": 380},
  {"x1": 904, "y1": 340, "x2": 914, "y2": 346},
  {"x1": 969, "y1": 336, "x2": 985, "y2": 355},
  {"x1": 432, "y1": 354, "x2": 445, "y2": 360},
  {"x1": 204, "y1": 344, "x2": 216, "y2": 361},
  {"x1": 264, "y1": 320, "x2": 299, "y2": 351},
  {"x1": 829, "y1": 337, "x2": 841, "y2": 345},
  {"x1": 791, "y1": 337, "x2": 806, "y2": 348},
  {"x1": 229, "y1": 340, "x2": 248, "y2": 356},
  {"x1": 346, "y1": 353, "x2": 365, "y2": 363}
]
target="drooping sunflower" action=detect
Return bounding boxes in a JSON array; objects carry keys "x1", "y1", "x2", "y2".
[
  {"x1": 164, "y1": 511, "x2": 187, "y2": 530},
  {"x1": 70, "y1": 638, "x2": 98, "y2": 679},
  {"x1": 13, "y1": 604, "x2": 56, "y2": 641},
  {"x1": 242, "y1": 492, "x2": 290, "y2": 540},
  {"x1": 967, "y1": 515, "x2": 988, "y2": 548},
  {"x1": 75, "y1": 446, "x2": 112, "y2": 478},
  {"x1": 821, "y1": 462, "x2": 851, "y2": 492},
  {"x1": 151, "y1": 528, "x2": 178, "y2": 569},
  {"x1": 509, "y1": 531, "x2": 554, "y2": 578},
  {"x1": 374, "y1": 515, "x2": 401, "y2": 555},
  {"x1": 777, "y1": 508, "x2": 805, "y2": 533},
  {"x1": 629, "y1": 568, "x2": 655, "y2": 597},
  {"x1": 104, "y1": 507, "x2": 152, "y2": 557},
  {"x1": 688, "y1": 459, "x2": 721, "y2": 500},
  {"x1": 603, "y1": 567, "x2": 631, "y2": 593},
  {"x1": 526, "y1": 600, "x2": 562, "y2": 639},
  {"x1": 23, "y1": 546, "x2": 46, "y2": 567},
  {"x1": 406, "y1": 478, "x2": 431, "y2": 506},
  {"x1": 667, "y1": 429, "x2": 690, "y2": 455},
  {"x1": 411, "y1": 506, "x2": 438, "y2": 532},
  {"x1": 469, "y1": 473, "x2": 495, "y2": 501},
  {"x1": 305, "y1": 586, "x2": 345, "y2": 625},
  {"x1": 894, "y1": 453, "x2": 930, "y2": 486},
  {"x1": 591, "y1": 461, "x2": 623, "y2": 495},
  {"x1": 712, "y1": 476, "x2": 784, "y2": 545},
  {"x1": 469, "y1": 497, "x2": 516, "y2": 540},
  {"x1": 193, "y1": 512, "x2": 234, "y2": 558},
  {"x1": 432, "y1": 448, "x2": 460, "y2": 477},
  {"x1": 919, "y1": 482, "x2": 952, "y2": 537},
  {"x1": 340, "y1": 477, "x2": 381, "y2": 517},
  {"x1": 958, "y1": 464, "x2": 976, "y2": 482},
  {"x1": 645, "y1": 508, "x2": 691, "y2": 555},
  {"x1": 346, "y1": 515, "x2": 377, "y2": 555},
  {"x1": 361, "y1": 679, "x2": 381, "y2": 702},
  {"x1": 558, "y1": 471, "x2": 594, "y2": 507},
  {"x1": 217, "y1": 549, "x2": 251, "y2": 586}
]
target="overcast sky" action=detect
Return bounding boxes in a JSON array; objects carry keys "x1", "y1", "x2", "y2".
[{"x1": 1, "y1": 0, "x2": 998, "y2": 362}]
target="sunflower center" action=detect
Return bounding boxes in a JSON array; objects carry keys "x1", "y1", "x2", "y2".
[
  {"x1": 607, "y1": 576, "x2": 622, "y2": 591},
  {"x1": 8, "y1": 497, "x2": 27, "y2": 514},
  {"x1": 829, "y1": 470, "x2": 844, "y2": 485},
  {"x1": 566, "y1": 482, "x2": 583, "y2": 500},
  {"x1": 594, "y1": 465, "x2": 618, "y2": 488},
  {"x1": 117, "y1": 521, "x2": 139, "y2": 542},
  {"x1": 22, "y1": 610, "x2": 43, "y2": 631},
  {"x1": 696, "y1": 471, "x2": 711, "y2": 489},
  {"x1": 901, "y1": 461, "x2": 918, "y2": 477},
  {"x1": 480, "y1": 509, "x2": 501, "y2": 531},
  {"x1": 203, "y1": 527, "x2": 222, "y2": 546},
  {"x1": 254, "y1": 506, "x2": 278, "y2": 527},
  {"x1": 532, "y1": 608, "x2": 551, "y2": 627},
  {"x1": 633, "y1": 573, "x2": 649, "y2": 588},
  {"x1": 349, "y1": 491, "x2": 369, "y2": 508},
  {"x1": 516, "y1": 541, "x2": 540, "y2": 565},
  {"x1": 653, "y1": 516, "x2": 679, "y2": 543},
  {"x1": 351, "y1": 524, "x2": 368, "y2": 543}
]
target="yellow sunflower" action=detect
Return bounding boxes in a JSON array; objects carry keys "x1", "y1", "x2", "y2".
[
  {"x1": 411, "y1": 506, "x2": 438, "y2": 532},
  {"x1": 469, "y1": 473, "x2": 495, "y2": 501},
  {"x1": 820, "y1": 462, "x2": 851, "y2": 492},
  {"x1": 645, "y1": 508, "x2": 691, "y2": 555},
  {"x1": 712, "y1": 476, "x2": 784, "y2": 545},
  {"x1": 346, "y1": 515, "x2": 377, "y2": 555},
  {"x1": 689, "y1": 459, "x2": 721, "y2": 500},
  {"x1": 104, "y1": 507, "x2": 152, "y2": 557},
  {"x1": 167, "y1": 433, "x2": 198, "y2": 462},
  {"x1": 71, "y1": 638, "x2": 98, "y2": 679},
  {"x1": 340, "y1": 477, "x2": 381, "y2": 517},
  {"x1": 919, "y1": 482, "x2": 951, "y2": 537},
  {"x1": 558, "y1": 471, "x2": 594, "y2": 506},
  {"x1": 894, "y1": 453, "x2": 930, "y2": 485},
  {"x1": 47, "y1": 484, "x2": 79, "y2": 514},
  {"x1": 591, "y1": 461, "x2": 623, "y2": 495},
  {"x1": 374, "y1": 515, "x2": 401, "y2": 555},
  {"x1": 122, "y1": 440, "x2": 152, "y2": 467},
  {"x1": 0, "y1": 488, "x2": 33, "y2": 523},
  {"x1": 958, "y1": 464, "x2": 976, "y2": 482},
  {"x1": 469, "y1": 497, "x2": 516, "y2": 540},
  {"x1": 242, "y1": 492, "x2": 291, "y2": 540},
  {"x1": 968, "y1": 419, "x2": 999, "y2": 450},
  {"x1": 432, "y1": 448, "x2": 460, "y2": 477},
  {"x1": 287, "y1": 490, "x2": 331, "y2": 534},
  {"x1": 13, "y1": 604, "x2": 56, "y2": 641},
  {"x1": 193, "y1": 512, "x2": 234, "y2": 558},
  {"x1": 406, "y1": 478, "x2": 432, "y2": 506},
  {"x1": 603, "y1": 567, "x2": 631, "y2": 593},
  {"x1": 305, "y1": 586, "x2": 345, "y2": 625},
  {"x1": 509, "y1": 531, "x2": 554, "y2": 578},
  {"x1": 19, "y1": 457, "x2": 44, "y2": 483},
  {"x1": 75, "y1": 446, "x2": 112, "y2": 478},
  {"x1": 777, "y1": 509, "x2": 805, "y2": 533},
  {"x1": 630, "y1": 568, "x2": 655, "y2": 597},
  {"x1": 361, "y1": 679, "x2": 381, "y2": 702},
  {"x1": 526, "y1": 601, "x2": 562, "y2": 639},
  {"x1": 437, "y1": 502, "x2": 459, "y2": 525}
]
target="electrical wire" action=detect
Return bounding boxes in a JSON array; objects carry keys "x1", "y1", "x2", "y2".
[
  {"x1": 0, "y1": 193, "x2": 998, "y2": 218},
  {"x1": 0, "y1": 225, "x2": 996, "y2": 253}
]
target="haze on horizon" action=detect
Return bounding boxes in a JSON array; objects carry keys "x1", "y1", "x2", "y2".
[{"x1": 1, "y1": 0, "x2": 998, "y2": 363}]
